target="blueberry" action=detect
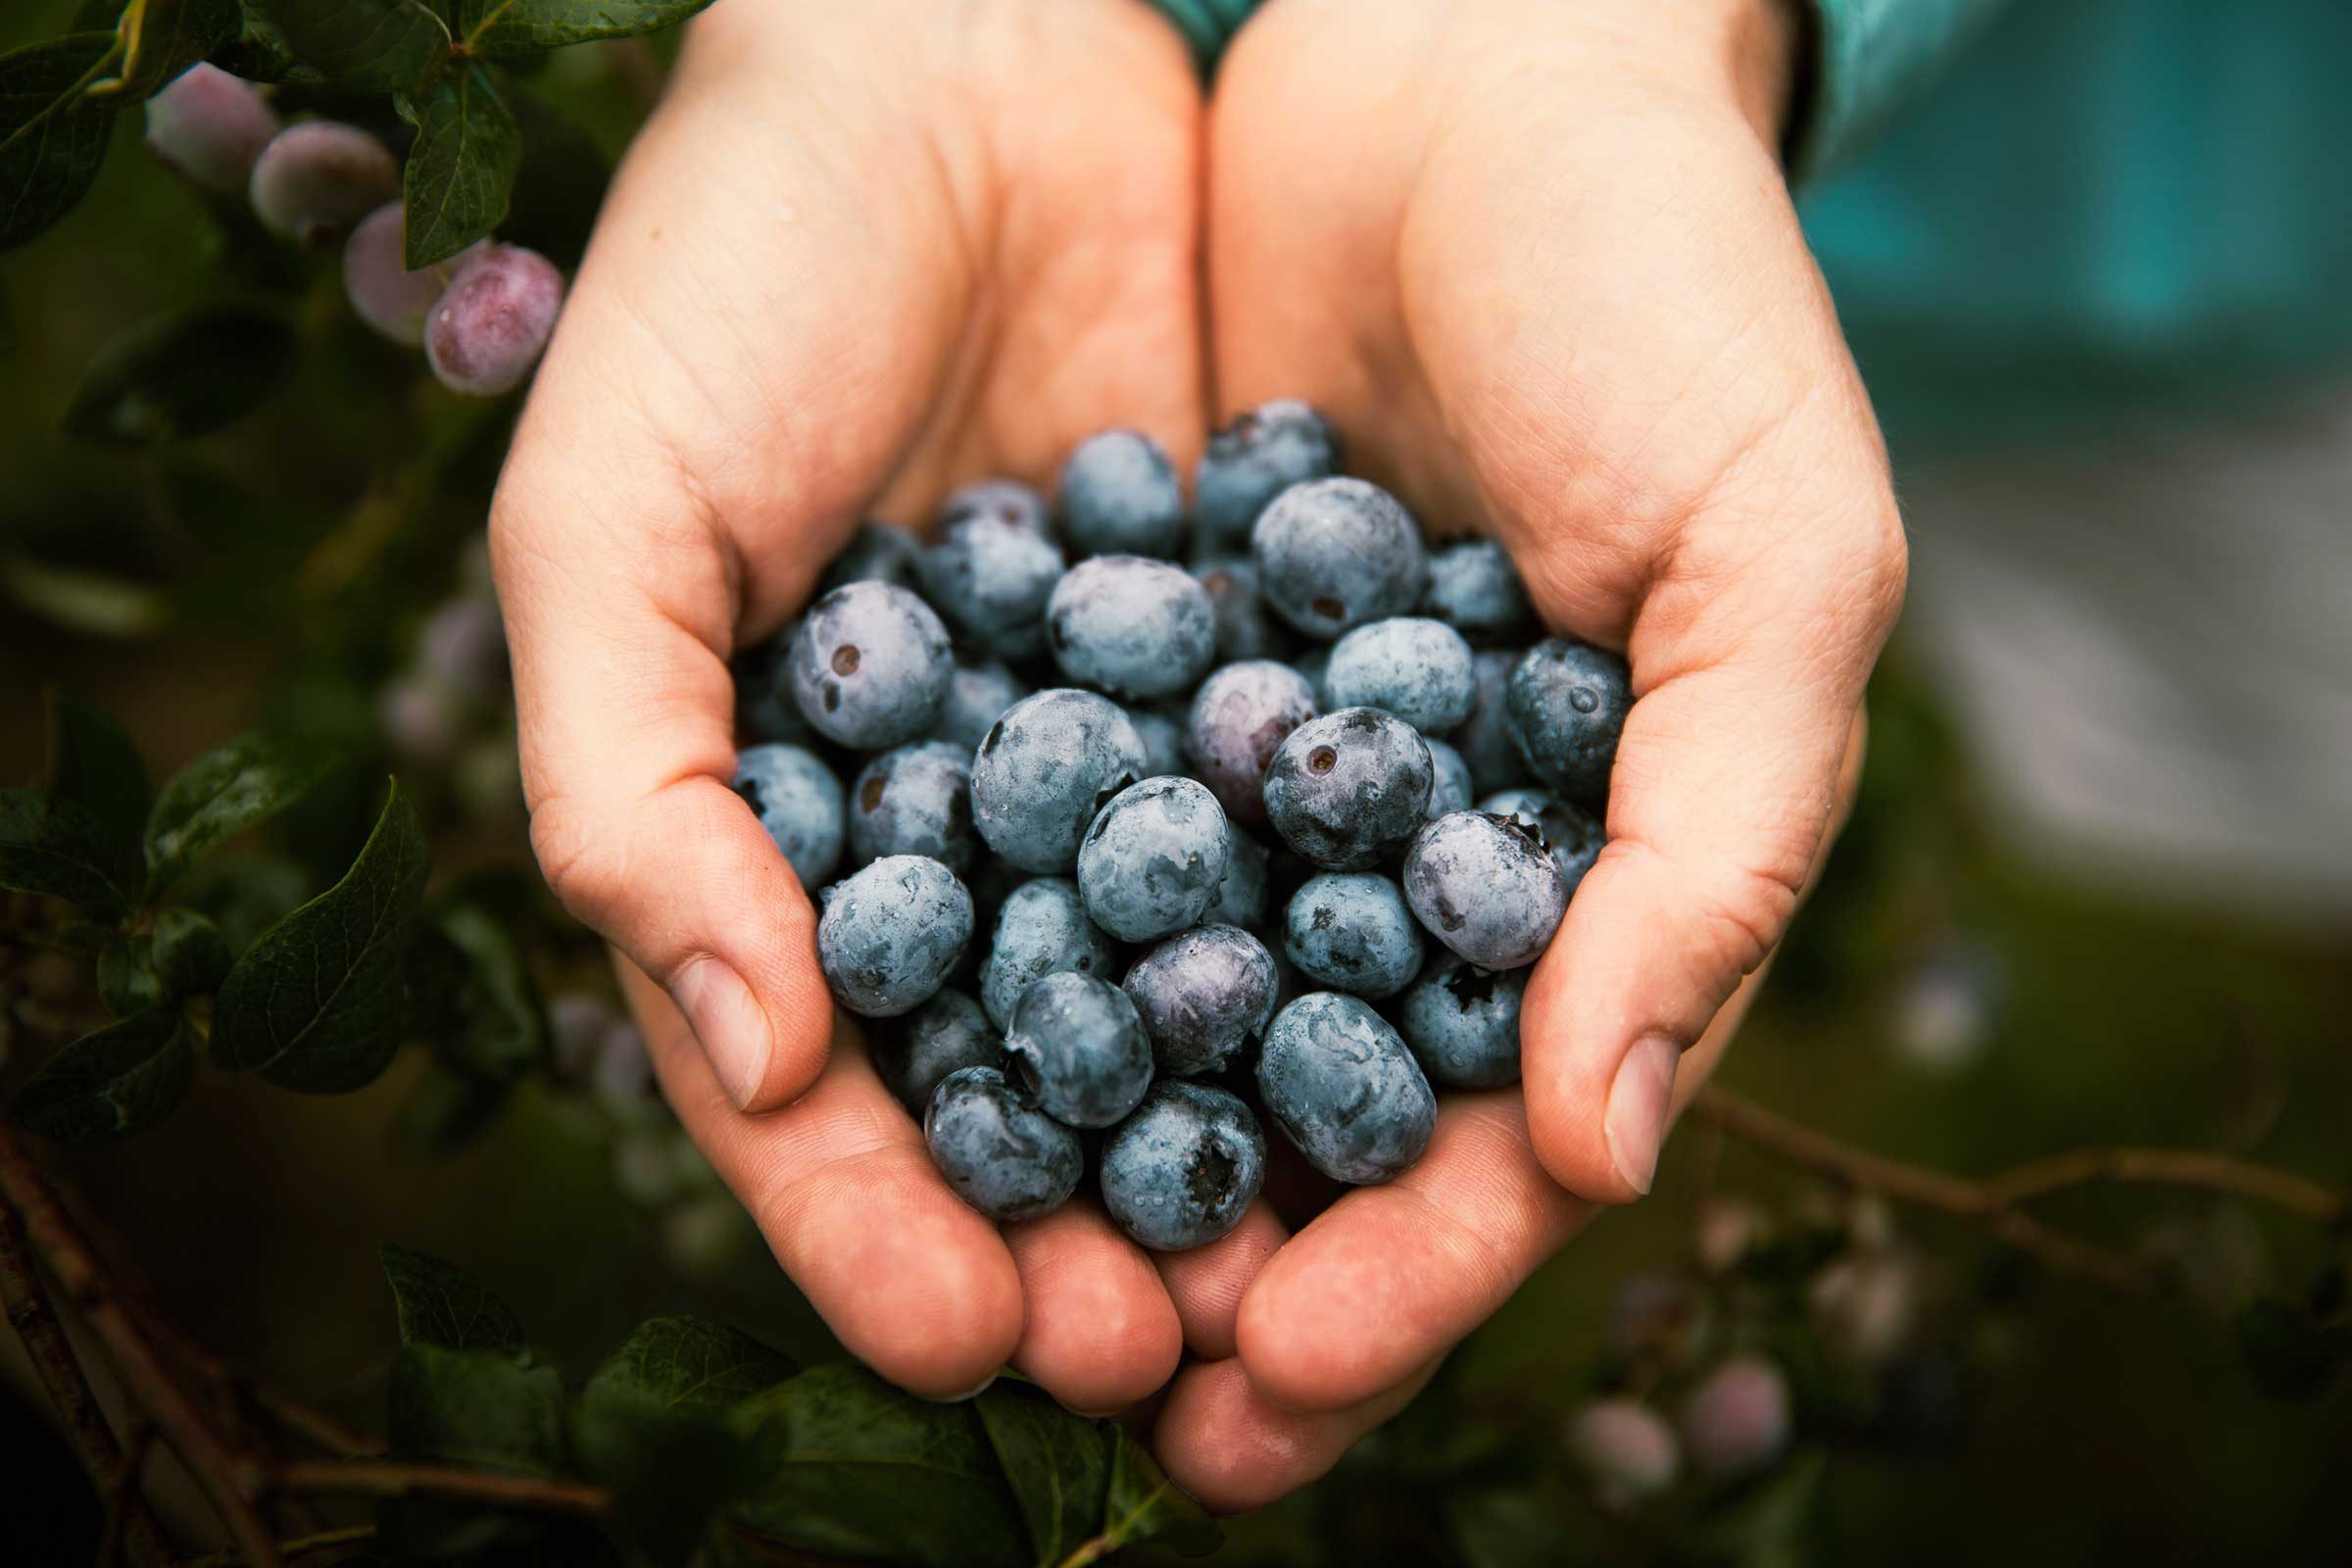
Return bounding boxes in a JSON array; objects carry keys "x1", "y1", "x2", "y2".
[
  {"x1": 1323, "y1": 616, "x2": 1475, "y2": 736},
  {"x1": 1126, "y1": 704, "x2": 1188, "y2": 777},
  {"x1": 1680, "y1": 1356, "x2": 1791, "y2": 1479},
  {"x1": 1283, "y1": 872, "x2": 1425, "y2": 1000},
  {"x1": 1505, "y1": 637, "x2": 1633, "y2": 806},
  {"x1": 980, "y1": 877, "x2": 1116, "y2": 1031},
  {"x1": 1004, "y1": 970, "x2": 1153, "y2": 1128},
  {"x1": 732, "y1": 743, "x2": 845, "y2": 887},
  {"x1": 1045, "y1": 556, "x2": 1215, "y2": 700},
  {"x1": 939, "y1": 478, "x2": 1050, "y2": 537},
  {"x1": 248, "y1": 121, "x2": 397, "y2": 246},
  {"x1": 1196, "y1": 400, "x2": 1339, "y2": 548},
  {"x1": 1256, "y1": 992, "x2": 1435, "y2": 1184},
  {"x1": 1452, "y1": 648, "x2": 1528, "y2": 796},
  {"x1": 732, "y1": 618, "x2": 811, "y2": 745},
  {"x1": 1423, "y1": 737, "x2": 1475, "y2": 820},
  {"x1": 789, "y1": 580, "x2": 954, "y2": 750},
  {"x1": 1101, "y1": 1081, "x2": 1268, "y2": 1250},
  {"x1": 847, "y1": 739, "x2": 976, "y2": 874},
  {"x1": 1076, "y1": 777, "x2": 1232, "y2": 943},
  {"x1": 1122, "y1": 924, "x2": 1279, "y2": 1076},
  {"x1": 344, "y1": 203, "x2": 484, "y2": 347},
  {"x1": 924, "y1": 1066, "x2": 1081, "y2": 1221},
  {"x1": 414, "y1": 595, "x2": 507, "y2": 702},
  {"x1": 934, "y1": 654, "x2": 1028, "y2": 753},
  {"x1": 917, "y1": 509, "x2": 1066, "y2": 660},
  {"x1": 871, "y1": 989, "x2": 999, "y2": 1116},
  {"x1": 1567, "y1": 1398, "x2": 1681, "y2": 1511},
  {"x1": 1205, "y1": 829, "x2": 1271, "y2": 932},
  {"x1": 819, "y1": 523, "x2": 923, "y2": 595},
  {"x1": 1192, "y1": 558, "x2": 1292, "y2": 663},
  {"x1": 1401, "y1": 811, "x2": 1567, "y2": 969},
  {"x1": 815, "y1": 855, "x2": 972, "y2": 1018},
  {"x1": 1251, "y1": 477, "x2": 1428, "y2": 640},
  {"x1": 1185, "y1": 660, "x2": 1318, "y2": 828},
  {"x1": 145, "y1": 64, "x2": 279, "y2": 195},
  {"x1": 1474, "y1": 787, "x2": 1550, "y2": 826},
  {"x1": 1395, "y1": 956, "x2": 1524, "y2": 1088},
  {"x1": 970, "y1": 689, "x2": 1147, "y2": 873},
  {"x1": 1058, "y1": 429, "x2": 1185, "y2": 559},
  {"x1": 1474, "y1": 788, "x2": 1605, "y2": 897},
  {"x1": 1261, "y1": 708, "x2": 1433, "y2": 870},
  {"x1": 424, "y1": 245, "x2": 565, "y2": 398},
  {"x1": 1423, "y1": 539, "x2": 1534, "y2": 647}
]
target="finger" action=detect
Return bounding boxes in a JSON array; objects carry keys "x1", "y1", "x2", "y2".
[
  {"x1": 1152, "y1": 1200, "x2": 1289, "y2": 1361},
  {"x1": 620, "y1": 961, "x2": 1023, "y2": 1398},
  {"x1": 1000, "y1": 1200, "x2": 1184, "y2": 1416},
  {"x1": 1152, "y1": 1355, "x2": 1441, "y2": 1514}
]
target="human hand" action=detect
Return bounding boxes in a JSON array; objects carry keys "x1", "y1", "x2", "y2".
[
  {"x1": 1148, "y1": 0, "x2": 1904, "y2": 1507},
  {"x1": 490, "y1": 0, "x2": 1206, "y2": 1409}
]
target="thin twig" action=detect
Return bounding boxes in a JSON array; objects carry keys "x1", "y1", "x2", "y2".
[
  {"x1": 0, "y1": 1127, "x2": 280, "y2": 1568},
  {"x1": 96, "y1": 1420, "x2": 153, "y2": 1568},
  {"x1": 273, "y1": 1459, "x2": 611, "y2": 1518},
  {"x1": 1984, "y1": 1147, "x2": 2346, "y2": 1223},
  {"x1": 176, "y1": 1523, "x2": 377, "y2": 1568}
]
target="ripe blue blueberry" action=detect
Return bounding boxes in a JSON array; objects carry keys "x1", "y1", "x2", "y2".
[
  {"x1": 924, "y1": 1066, "x2": 1081, "y2": 1221},
  {"x1": 848, "y1": 740, "x2": 976, "y2": 874},
  {"x1": 1126, "y1": 704, "x2": 1188, "y2": 777},
  {"x1": 1076, "y1": 777, "x2": 1232, "y2": 943},
  {"x1": 939, "y1": 478, "x2": 1050, "y2": 537},
  {"x1": 1185, "y1": 660, "x2": 1318, "y2": 828},
  {"x1": 980, "y1": 877, "x2": 1116, "y2": 1031},
  {"x1": 819, "y1": 522, "x2": 923, "y2": 595},
  {"x1": 1205, "y1": 829, "x2": 1271, "y2": 932},
  {"x1": 1256, "y1": 992, "x2": 1436, "y2": 1184},
  {"x1": 969, "y1": 689, "x2": 1146, "y2": 873},
  {"x1": 1402, "y1": 810, "x2": 1567, "y2": 969},
  {"x1": 1101, "y1": 1081, "x2": 1268, "y2": 1250},
  {"x1": 1283, "y1": 872, "x2": 1425, "y2": 1000},
  {"x1": 732, "y1": 743, "x2": 845, "y2": 887},
  {"x1": 1195, "y1": 400, "x2": 1339, "y2": 548},
  {"x1": 146, "y1": 64, "x2": 279, "y2": 195},
  {"x1": 1045, "y1": 556, "x2": 1216, "y2": 700},
  {"x1": 1475, "y1": 788, "x2": 1605, "y2": 897},
  {"x1": 871, "y1": 989, "x2": 999, "y2": 1116},
  {"x1": 1452, "y1": 648, "x2": 1528, "y2": 796},
  {"x1": 1192, "y1": 558, "x2": 1293, "y2": 663},
  {"x1": 1423, "y1": 539, "x2": 1535, "y2": 647},
  {"x1": 1423, "y1": 737, "x2": 1475, "y2": 819},
  {"x1": 1058, "y1": 429, "x2": 1186, "y2": 559},
  {"x1": 1251, "y1": 477, "x2": 1428, "y2": 639},
  {"x1": 1004, "y1": 970, "x2": 1153, "y2": 1128},
  {"x1": 1505, "y1": 637, "x2": 1634, "y2": 806},
  {"x1": 815, "y1": 855, "x2": 972, "y2": 1018},
  {"x1": 789, "y1": 580, "x2": 954, "y2": 750},
  {"x1": 1122, "y1": 923, "x2": 1279, "y2": 1076},
  {"x1": 1324, "y1": 616, "x2": 1476, "y2": 735},
  {"x1": 732, "y1": 620, "x2": 810, "y2": 745},
  {"x1": 917, "y1": 509, "x2": 1066, "y2": 661},
  {"x1": 934, "y1": 654, "x2": 1028, "y2": 753},
  {"x1": 1396, "y1": 956, "x2": 1525, "y2": 1089},
  {"x1": 1262, "y1": 708, "x2": 1434, "y2": 870}
]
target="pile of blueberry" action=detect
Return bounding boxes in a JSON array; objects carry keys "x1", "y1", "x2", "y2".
[{"x1": 731, "y1": 405, "x2": 1631, "y2": 1251}]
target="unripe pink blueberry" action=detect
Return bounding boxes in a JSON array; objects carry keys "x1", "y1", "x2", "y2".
[
  {"x1": 343, "y1": 204, "x2": 487, "y2": 346},
  {"x1": 145, "y1": 65, "x2": 280, "y2": 194},
  {"x1": 249, "y1": 121, "x2": 399, "y2": 247},
  {"x1": 1694, "y1": 1197, "x2": 1771, "y2": 1275},
  {"x1": 1565, "y1": 1398, "x2": 1680, "y2": 1510},
  {"x1": 1680, "y1": 1354, "x2": 1792, "y2": 1479},
  {"x1": 547, "y1": 992, "x2": 616, "y2": 1080},
  {"x1": 1808, "y1": 1252, "x2": 1919, "y2": 1368},
  {"x1": 378, "y1": 672, "x2": 462, "y2": 762},
  {"x1": 424, "y1": 245, "x2": 565, "y2": 397},
  {"x1": 416, "y1": 593, "x2": 508, "y2": 700}
]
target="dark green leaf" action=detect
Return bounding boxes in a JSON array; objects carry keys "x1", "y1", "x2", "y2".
[
  {"x1": 43, "y1": 690, "x2": 148, "y2": 888},
  {"x1": 1693, "y1": 1448, "x2": 1828, "y2": 1568},
  {"x1": 459, "y1": 0, "x2": 711, "y2": 58},
  {"x1": 587, "y1": 1317, "x2": 796, "y2": 1416},
  {"x1": 422, "y1": 902, "x2": 546, "y2": 1082},
  {"x1": 109, "y1": 0, "x2": 247, "y2": 99},
  {"x1": 62, "y1": 303, "x2": 299, "y2": 447},
  {"x1": 2236, "y1": 1298, "x2": 2346, "y2": 1402},
  {"x1": 1093, "y1": 1424, "x2": 1218, "y2": 1560},
  {"x1": 145, "y1": 731, "x2": 338, "y2": 897},
  {"x1": 174, "y1": 851, "x2": 312, "y2": 956},
  {"x1": 389, "y1": 1342, "x2": 563, "y2": 1469},
  {"x1": 381, "y1": 1242, "x2": 525, "y2": 1351},
  {"x1": 74, "y1": 1, "x2": 132, "y2": 28},
  {"x1": 0, "y1": 787, "x2": 126, "y2": 915},
  {"x1": 254, "y1": 0, "x2": 450, "y2": 92},
  {"x1": 0, "y1": 33, "x2": 122, "y2": 254},
  {"x1": 389, "y1": 1062, "x2": 510, "y2": 1154},
  {"x1": 98, "y1": 908, "x2": 230, "y2": 1014},
  {"x1": 732, "y1": 1365, "x2": 1029, "y2": 1568},
  {"x1": 211, "y1": 782, "x2": 428, "y2": 1092},
  {"x1": 394, "y1": 65, "x2": 519, "y2": 268},
  {"x1": 974, "y1": 1380, "x2": 1108, "y2": 1566},
  {"x1": 12, "y1": 1008, "x2": 195, "y2": 1142}
]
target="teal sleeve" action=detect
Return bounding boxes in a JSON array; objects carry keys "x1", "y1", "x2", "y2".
[
  {"x1": 1793, "y1": 0, "x2": 2014, "y2": 179},
  {"x1": 1143, "y1": 0, "x2": 1262, "y2": 69}
]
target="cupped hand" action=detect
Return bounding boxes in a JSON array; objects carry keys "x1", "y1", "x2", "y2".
[
  {"x1": 490, "y1": 0, "x2": 1205, "y2": 1408},
  {"x1": 1150, "y1": 0, "x2": 1905, "y2": 1508}
]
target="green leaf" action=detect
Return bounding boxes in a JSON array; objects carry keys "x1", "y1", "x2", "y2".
[
  {"x1": 1692, "y1": 1448, "x2": 1829, "y2": 1568},
  {"x1": 0, "y1": 33, "x2": 122, "y2": 254},
  {"x1": 2236, "y1": 1298, "x2": 2346, "y2": 1402},
  {"x1": 62, "y1": 303, "x2": 299, "y2": 447},
  {"x1": 253, "y1": 0, "x2": 451, "y2": 92},
  {"x1": 74, "y1": 2, "x2": 133, "y2": 29},
  {"x1": 381, "y1": 1242, "x2": 525, "y2": 1351},
  {"x1": 389, "y1": 1342, "x2": 563, "y2": 1469},
  {"x1": 0, "y1": 787, "x2": 126, "y2": 915},
  {"x1": 423, "y1": 902, "x2": 546, "y2": 1082},
  {"x1": 98, "y1": 908, "x2": 230, "y2": 1014},
  {"x1": 1091, "y1": 1424, "x2": 1218, "y2": 1561},
  {"x1": 587, "y1": 1317, "x2": 796, "y2": 1416},
  {"x1": 44, "y1": 690, "x2": 148, "y2": 889},
  {"x1": 459, "y1": 0, "x2": 712, "y2": 58},
  {"x1": 394, "y1": 65, "x2": 519, "y2": 268},
  {"x1": 499, "y1": 86, "x2": 605, "y2": 268},
  {"x1": 732, "y1": 1365, "x2": 1030, "y2": 1568},
  {"x1": 973, "y1": 1381, "x2": 1108, "y2": 1567},
  {"x1": 107, "y1": 0, "x2": 248, "y2": 100},
  {"x1": 210, "y1": 782, "x2": 428, "y2": 1092},
  {"x1": 12, "y1": 1008, "x2": 195, "y2": 1142},
  {"x1": 144, "y1": 731, "x2": 338, "y2": 897}
]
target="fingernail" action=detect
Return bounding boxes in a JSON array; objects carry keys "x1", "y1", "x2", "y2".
[
  {"x1": 672, "y1": 959, "x2": 770, "y2": 1110},
  {"x1": 1603, "y1": 1036, "x2": 1680, "y2": 1196}
]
